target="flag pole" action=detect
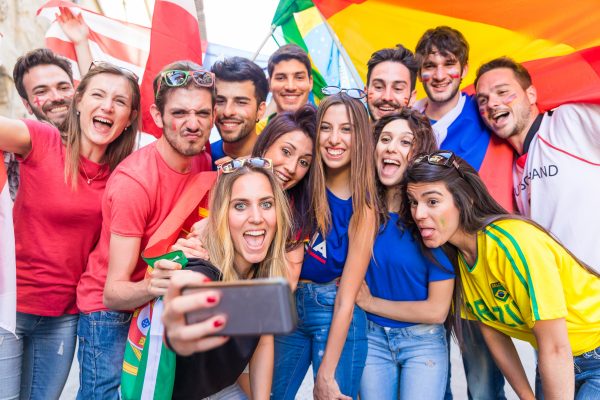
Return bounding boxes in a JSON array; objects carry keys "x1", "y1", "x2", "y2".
[
  {"x1": 252, "y1": 25, "x2": 277, "y2": 62},
  {"x1": 318, "y1": 10, "x2": 363, "y2": 87}
]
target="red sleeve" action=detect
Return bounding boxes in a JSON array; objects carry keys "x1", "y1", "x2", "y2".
[
  {"x1": 105, "y1": 171, "x2": 152, "y2": 238},
  {"x1": 20, "y1": 119, "x2": 61, "y2": 164}
]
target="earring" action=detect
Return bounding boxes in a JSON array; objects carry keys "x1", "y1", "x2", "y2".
[{"x1": 76, "y1": 111, "x2": 80, "y2": 116}]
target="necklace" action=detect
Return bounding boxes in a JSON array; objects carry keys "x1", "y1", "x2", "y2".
[{"x1": 81, "y1": 164, "x2": 105, "y2": 184}]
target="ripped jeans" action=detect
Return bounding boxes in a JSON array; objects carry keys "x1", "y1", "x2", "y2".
[
  {"x1": 359, "y1": 321, "x2": 448, "y2": 400},
  {"x1": 272, "y1": 281, "x2": 368, "y2": 400},
  {"x1": 0, "y1": 312, "x2": 78, "y2": 400}
]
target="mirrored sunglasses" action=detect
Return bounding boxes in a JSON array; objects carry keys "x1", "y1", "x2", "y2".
[{"x1": 217, "y1": 157, "x2": 273, "y2": 174}]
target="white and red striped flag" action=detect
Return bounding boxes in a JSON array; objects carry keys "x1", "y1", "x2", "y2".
[
  {"x1": 37, "y1": 0, "x2": 204, "y2": 138},
  {"x1": 0, "y1": 157, "x2": 16, "y2": 335}
]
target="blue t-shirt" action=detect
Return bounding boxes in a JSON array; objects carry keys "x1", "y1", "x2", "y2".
[
  {"x1": 210, "y1": 140, "x2": 226, "y2": 171},
  {"x1": 300, "y1": 190, "x2": 352, "y2": 283},
  {"x1": 365, "y1": 213, "x2": 455, "y2": 328}
]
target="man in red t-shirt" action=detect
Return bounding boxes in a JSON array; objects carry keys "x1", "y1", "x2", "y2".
[{"x1": 75, "y1": 60, "x2": 214, "y2": 399}]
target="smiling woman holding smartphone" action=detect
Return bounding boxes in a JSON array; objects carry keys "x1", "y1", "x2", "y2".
[{"x1": 161, "y1": 159, "x2": 291, "y2": 400}]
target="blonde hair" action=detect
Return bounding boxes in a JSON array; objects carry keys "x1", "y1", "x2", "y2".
[
  {"x1": 311, "y1": 93, "x2": 379, "y2": 235},
  {"x1": 204, "y1": 167, "x2": 291, "y2": 282},
  {"x1": 63, "y1": 64, "x2": 140, "y2": 189}
]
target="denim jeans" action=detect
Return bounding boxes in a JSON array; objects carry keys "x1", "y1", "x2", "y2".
[
  {"x1": 272, "y1": 281, "x2": 368, "y2": 400},
  {"x1": 0, "y1": 312, "x2": 78, "y2": 400},
  {"x1": 76, "y1": 310, "x2": 132, "y2": 400},
  {"x1": 533, "y1": 345, "x2": 600, "y2": 400},
  {"x1": 359, "y1": 320, "x2": 448, "y2": 400},
  {"x1": 461, "y1": 319, "x2": 506, "y2": 400}
]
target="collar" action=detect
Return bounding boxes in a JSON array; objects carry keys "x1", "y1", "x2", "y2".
[{"x1": 522, "y1": 113, "x2": 544, "y2": 155}]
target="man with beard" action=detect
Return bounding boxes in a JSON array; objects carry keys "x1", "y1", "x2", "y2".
[
  {"x1": 365, "y1": 45, "x2": 418, "y2": 121},
  {"x1": 76, "y1": 60, "x2": 212, "y2": 399},
  {"x1": 8, "y1": 48, "x2": 75, "y2": 199},
  {"x1": 414, "y1": 27, "x2": 510, "y2": 400},
  {"x1": 210, "y1": 57, "x2": 268, "y2": 168},
  {"x1": 413, "y1": 26, "x2": 514, "y2": 212},
  {"x1": 475, "y1": 57, "x2": 600, "y2": 275}
]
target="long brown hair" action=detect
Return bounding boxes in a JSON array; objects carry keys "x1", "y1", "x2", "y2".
[
  {"x1": 401, "y1": 154, "x2": 600, "y2": 344},
  {"x1": 63, "y1": 63, "x2": 140, "y2": 189},
  {"x1": 311, "y1": 93, "x2": 379, "y2": 235}
]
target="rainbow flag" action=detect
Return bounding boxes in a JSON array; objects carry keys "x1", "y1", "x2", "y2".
[{"x1": 308, "y1": 0, "x2": 600, "y2": 110}]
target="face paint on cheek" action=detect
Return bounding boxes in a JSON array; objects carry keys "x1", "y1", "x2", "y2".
[
  {"x1": 171, "y1": 119, "x2": 177, "y2": 132},
  {"x1": 448, "y1": 69, "x2": 461, "y2": 80},
  {"x1": 404, "y1": 98, "x2": 409, "y2": 106},
  {"x1": 503, "y1": 93, "x2": 517, "y2": 107},
  {"x1": 33, "y1": 96, "x2": 43, "y2": 108},
  {"x1": 440, "y1": 216, "x2": 446, "y2": 229},
  {"x1": 421, "y1": 73, "x2": 432, "y2": 83}
]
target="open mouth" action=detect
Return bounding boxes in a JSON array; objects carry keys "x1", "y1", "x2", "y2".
[
  {"x1": 326, "y1": 147, "x2": 345, "y2": 158},
  {"x1": 274, "y1": 170, "x2": 291, "y2": 184},
  {"x1": 419, "y1": 227, "x2": 435, "y2": 239},
  {"x1": 380, "y1": 158, "x2": 401, "y2": 176},
  {"x1": 92, "y1": 116, "x2": 114, "y2": 132},
  {"x1": 491, "y1": 110, "x2": 510, "y2": 124},
  {"x1": 243, "y1": 229, "x2": 266, "y2": 248},
  {"x1": 47, "y1": 105, "x2": 68, "y2": 114},
  {"x1": 218, "y1": 118, "x2": 243, "y2": 129}
]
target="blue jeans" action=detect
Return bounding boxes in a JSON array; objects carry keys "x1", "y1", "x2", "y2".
[
  {"x1": 461, "y1": 319, "x2": 506, "y2": 400},
  {"x1": 272, "y1": 281, "x2": 368, "y2": 399},
  {"x1": 359, "y1": 320, "x2": 448, "y2": 400},
  {"x1": 0, "y1": 312, "x2": 78, "y2": 400},
  {"x1": 534, "y1": 345, "x2": 600, "y2": 400},
  {"x1": 76, "y1": 310, "x2": 132, "y2": 400}
]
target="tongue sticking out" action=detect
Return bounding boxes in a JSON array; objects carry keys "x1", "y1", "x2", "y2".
[{"x1": 382, "y1": 163, "x2": 400, "y2": 176}]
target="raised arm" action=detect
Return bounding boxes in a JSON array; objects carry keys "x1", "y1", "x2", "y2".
[
  {"x1": 0, "y1": 117, "x2": 32, "y2": 157},
  {"x1": 56, "y1": 6, "x2": 93, "y2": 74},
  {"x1": 314, "y1": 207, "x2": 376, "y2": 400},
  {"x1": 356, "y1": 278, "x2": 454, "y2": 324}
]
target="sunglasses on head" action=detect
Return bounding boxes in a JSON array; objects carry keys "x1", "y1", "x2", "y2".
[
  {"x1": 157, "y1": 70, "x2": 215, "y2": 94},
  {"x1": 414, "y1": 150, "x2": 465, "y2": 178},
  {"x1": 89, "y1": 60, "x2": 139, "y2": 81},
  {"x1": 321, "y1": 85, "x2": 367, "y2": 100},
  {"x1": 217, "y1": 157, "x2": 273, "y2": 175}
]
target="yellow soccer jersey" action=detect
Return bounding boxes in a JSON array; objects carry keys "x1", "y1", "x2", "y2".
[{"x1": 459, "y1": 219, "x2": 600, "y2": 356}]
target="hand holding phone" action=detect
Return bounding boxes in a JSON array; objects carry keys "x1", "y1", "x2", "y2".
[
  {"x1": 183, "y1": 278, "x2": 297, "y2": 336},
  {"x1": 162, "y1": 271, "x2": 230, "y2": 356}
]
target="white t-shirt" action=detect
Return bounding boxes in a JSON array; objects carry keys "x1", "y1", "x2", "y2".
[{"x1": 514, "y1": 103, "x2": 600, "y2": 272}]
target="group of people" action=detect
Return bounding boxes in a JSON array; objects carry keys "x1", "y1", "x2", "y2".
[{"x1": 0, "y1": 21, "x2": 598, "y2": 400}]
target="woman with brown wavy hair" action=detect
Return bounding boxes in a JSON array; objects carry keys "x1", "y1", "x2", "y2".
[{"x1": 0, "y1": 62, "x2": 139, "y2": 400}]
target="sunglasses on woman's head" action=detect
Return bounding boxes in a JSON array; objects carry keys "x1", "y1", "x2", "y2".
[
  {"x1": 414, "y1": 150, "x2": 465, "y2": 178},
  {"x1": 217, "y1": 157, "x2": 273, "y2": 175},
  {"x1": 89, "y1": 60, "x2": 139, "y2": 81},
  {"x1": 321, "y1": 85, "x2": 367, "y2": 100},
  {"x1": 157, "y1": 70, "x2": 215, "y2": 94}
]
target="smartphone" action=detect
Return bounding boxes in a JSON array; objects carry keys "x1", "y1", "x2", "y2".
[{"x1": 182, "y1": 278, "x2": 297, "y2": 336}]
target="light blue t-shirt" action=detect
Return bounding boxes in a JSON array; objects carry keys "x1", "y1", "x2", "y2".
[
  {"x1": 300, "y1": 190, "x2": 352, "y2": 283},
  {"x1": 365, "y1": 213, "x2": 454, "y2": 328}
]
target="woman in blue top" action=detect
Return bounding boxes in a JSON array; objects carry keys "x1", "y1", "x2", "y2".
[
  {"x1": 272, "y1": 93, "x2": 379, "y2": 400},
  {"x1": 356, "y1": 110, "x2": 455, "y2": 400}
]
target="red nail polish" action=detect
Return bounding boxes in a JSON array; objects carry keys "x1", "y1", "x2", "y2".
[
  {"x1": 213, "y1": 319, "x2": 224, "y2": 328},
  {"x1": 202, "y1": 277, "x2": 212, "y2": 283},
  {"x1": 206, "y1": 296, "x2": 217, "y2": 304}
]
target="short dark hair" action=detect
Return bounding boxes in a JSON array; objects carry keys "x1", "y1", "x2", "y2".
[
  {"x1": 211, "y1": 56, "x2": 269, "y2": 104},
  {"x1": 13, "y1": 48, "x2": 74, "y2": 100},
  {"x1": 415, "y1": 26, "x2": 469, "y2": 68},
  {"x1": 252, "y1": 104, "x2": 317, "y2": 248},
  {"x1": 267, "y1": 44, "x2": 312, "y2": 78},
  {"x1": 366, "y1": 45, "x2": 419, "y2": 91},
  {"x1": 153, "y1": 60, "x2": 215, "y2": 113},
  {"x1": 475, "y1": 57, "x2": 532, "y2": 90}
]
